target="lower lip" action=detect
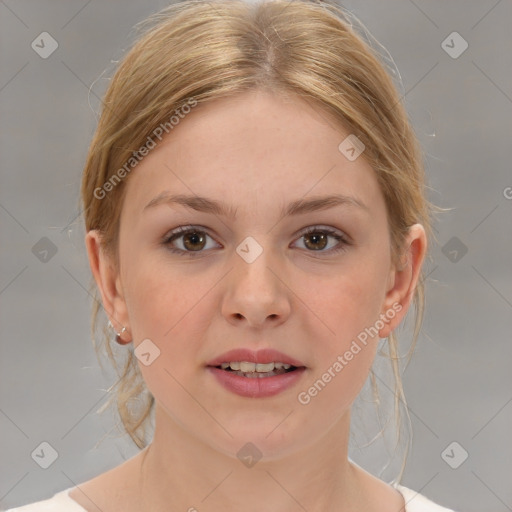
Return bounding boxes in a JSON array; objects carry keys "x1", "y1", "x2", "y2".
[{"x1": 206, "y1": 367, "x2": 307, "y2": 398}]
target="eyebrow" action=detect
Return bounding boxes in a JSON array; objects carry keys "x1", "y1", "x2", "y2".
[{"x1": 143, "y1": 192, "x2": 370, "y2": 218}]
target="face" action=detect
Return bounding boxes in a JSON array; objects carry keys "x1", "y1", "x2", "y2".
[{"x1": 88, "y1": 89, "x2": 424, "y2": 461}]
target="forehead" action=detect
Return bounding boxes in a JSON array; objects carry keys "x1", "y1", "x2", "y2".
[{"x1": 122, "y1": 89, "x2": 385, "y2": 220}]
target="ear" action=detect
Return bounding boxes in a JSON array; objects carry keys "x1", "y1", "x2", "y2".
[
  {"x1": 378, "y1": 224, "x2": 427, "y2": 339},
  {"x1": 85, "y1": 230, "x2": 131, "y2": 342}
]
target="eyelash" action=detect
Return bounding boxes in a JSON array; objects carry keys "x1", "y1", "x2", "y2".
[{"x1": 162, "y1": 225, "x2": 351, "y2": 257}]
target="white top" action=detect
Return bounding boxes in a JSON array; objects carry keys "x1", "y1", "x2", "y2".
[{"x1": 3, "y1": 484, "x2": 457, "y2": 511}]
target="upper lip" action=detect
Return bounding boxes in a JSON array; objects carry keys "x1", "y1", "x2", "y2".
[{"x1": 206, "y1": 348, "x2": 306, "y2": 367}]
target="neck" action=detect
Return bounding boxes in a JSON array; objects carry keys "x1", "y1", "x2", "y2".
[{"x1": 136, "y1": 403, "x2": 366, "y2": 512}]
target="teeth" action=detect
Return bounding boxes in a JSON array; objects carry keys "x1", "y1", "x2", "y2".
[
  {"x1": 240, "y1": 362, "x2": 256, "y2": 372},
  {"x1": 219, "y1": 361, "x2": 293, "y2": 372}
]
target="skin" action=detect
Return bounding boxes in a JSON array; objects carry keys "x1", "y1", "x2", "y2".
[{"x1": 79, "y1": 88, "x2": 426, "y2": 512}]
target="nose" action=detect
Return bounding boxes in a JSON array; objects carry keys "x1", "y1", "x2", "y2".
[{"x1": 221, "y1": 247, "x2": 291, "y2": 329}]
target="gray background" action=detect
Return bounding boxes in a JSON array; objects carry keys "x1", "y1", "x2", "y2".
[{"x1": 1, "y1": 0, "x2": 511, "y2": 510}]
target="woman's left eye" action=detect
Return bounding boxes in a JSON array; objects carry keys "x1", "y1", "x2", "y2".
[
  {"x1": 292, "y1": 226, "x2": 350, "y2": 254},
  {"x1": 162, "y1": 225, "x2": 350, "y2": 256}
]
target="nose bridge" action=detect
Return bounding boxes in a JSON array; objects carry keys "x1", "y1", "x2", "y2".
[
  {"x1": 233, "y1": 234, "x2": 279, "y2": 296},
  {"x1": 222, "y1": 234, "x2": 290, "y2": 325}
]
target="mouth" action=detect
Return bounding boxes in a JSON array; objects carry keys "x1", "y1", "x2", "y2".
[
  {"x1": 205, "y1": 349, "x2": 307, "y2": 396},
  {"x1": 206, "y1": 362, "x2": 307, "y2": 398},
  {"x1": 210, "y1": 361, "x2": 303, "y2": 378}
]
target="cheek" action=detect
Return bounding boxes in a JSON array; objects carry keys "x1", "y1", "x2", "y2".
[
  {"x1": 299, "y1": 342, "x2": 378, "y2": 420},
  {"x1": 303, "y1": 264, "x2": 386, "y2": 345},
  {"x1": 124, "y1": 257, "x2": 214, "y2": 368},
  {"x1": 123, "y1": 251, "x2": 198, "y2": 335},
  {"x1": 296, "y1": 275, "x2": 382, "y2": 414},
  {"x1": 125, "y1": 265, "x2": 212, "y2": 412},
  {"x1": 295, "y1": 256, "x2": 388, "y2": 396}
]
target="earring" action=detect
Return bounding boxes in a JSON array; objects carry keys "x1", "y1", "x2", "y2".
[{"x1": 108, "y1": 320, "x2": 130, "y2": 345}]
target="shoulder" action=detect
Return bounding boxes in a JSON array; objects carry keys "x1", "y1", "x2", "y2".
[
  {"x1": 394, "y1": 484, "x2": 458, "y2": 512},
  {"x1": 3, "y1": 487, "x2": 87, "y2": 512},
  {"x1": 5, "y1": 449, "x2": 147, "y2": 512}
]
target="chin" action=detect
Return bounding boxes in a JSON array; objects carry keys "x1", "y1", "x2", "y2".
[{"x1": 208, "y1": 426, "x2": 308, "y2": 463}]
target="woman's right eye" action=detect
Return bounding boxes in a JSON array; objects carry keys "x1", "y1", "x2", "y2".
[{"x1": 163, "y1": 226, "x2": 218, "y2": 256}]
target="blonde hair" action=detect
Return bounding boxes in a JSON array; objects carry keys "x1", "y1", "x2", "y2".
[{"x1": 81, "y1": 0, "x2": 438, "y2": 484}]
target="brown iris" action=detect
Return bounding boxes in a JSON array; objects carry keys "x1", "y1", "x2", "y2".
[
  {"x1": 303, "y1": 232, "x2": 328, "y2": 251},
  {"x1": 182, "y1": 231, "x2": 207, "y2": 251}
]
